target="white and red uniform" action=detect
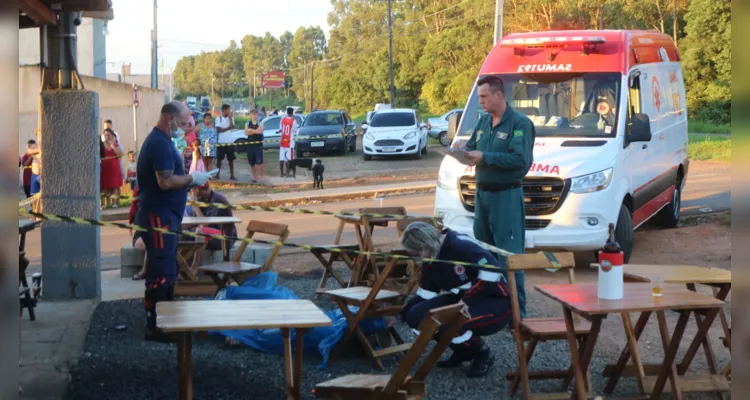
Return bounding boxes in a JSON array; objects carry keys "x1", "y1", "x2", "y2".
[{"x1": 279, "y1": 116, "x2": 299, "y2": 161}]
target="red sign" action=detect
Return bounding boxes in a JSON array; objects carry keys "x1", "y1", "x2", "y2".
[{"x1": 261, "y1": 71, "x2": 286, "y2": 89}]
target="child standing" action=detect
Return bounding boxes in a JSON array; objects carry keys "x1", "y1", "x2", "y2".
[
  {"x1": 126, "y1": 151, "x2": 137, "y2": 191},
  {"x1": 21, "y1": 140, "x2": 37, "y2": 198}
]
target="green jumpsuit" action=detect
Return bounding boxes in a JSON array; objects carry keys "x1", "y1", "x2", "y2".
[{"x1": 465, "y1": 103, "x2": 535, "y2": 317}]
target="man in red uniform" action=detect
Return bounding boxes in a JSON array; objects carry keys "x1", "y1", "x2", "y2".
[{"x1": 278, "y1": 107, "x2": 299, "y2": 178}]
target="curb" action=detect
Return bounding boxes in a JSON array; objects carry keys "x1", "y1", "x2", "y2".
[{"x1": 100, "y1": 183, "x2": 436, "y2": 222}]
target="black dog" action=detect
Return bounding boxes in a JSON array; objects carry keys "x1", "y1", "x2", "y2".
[
  {"x1": 312, "y1": 159, "x2": 325, "y2": 189},
  {"x1": 286, "y1": 158, "x2": 314, "y2": 178}
]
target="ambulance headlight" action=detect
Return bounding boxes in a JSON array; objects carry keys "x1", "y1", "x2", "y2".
[
  {"x1": 437, "y1": 170, "x2": 457, "y2": 190},
  {"x1": 570, "y1": 168, "x2": 613, "y2": 194}
]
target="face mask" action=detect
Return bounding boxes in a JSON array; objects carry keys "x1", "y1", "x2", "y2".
[{"x1": 170, "y1": 117, "x2": 181, "y2": 138}]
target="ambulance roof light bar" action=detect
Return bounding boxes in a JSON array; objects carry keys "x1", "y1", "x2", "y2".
[{"x1": 500, "y1": 36, "x2": 606, "y2": 48}]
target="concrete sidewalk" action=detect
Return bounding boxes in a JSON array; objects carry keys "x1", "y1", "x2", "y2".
[
  {"x1": 101, "y1": 179, "x2": 436, "y2": 221},
  {"x1": 19, "y1": 270, "x2": 146, "y2": 400}
]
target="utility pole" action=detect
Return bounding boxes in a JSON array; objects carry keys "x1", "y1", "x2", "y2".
[
  {"x1": 387, "y1": 0, "x2": 395, "y2": 106},
  {"x1": 310, "y1": 47, "x2": 315, "y2": 112},
  {"x1": 494, "y1": 0, "x2": 505, "y2": 44},
  {"x1": 302, "y1": 63, "x2": 308, "y2": 112},
  {"x1": 211, "y1": 75, "x2": 214, "y2": 102},
  {"x1": 672, "y1": 0, "x2": 678, "y2": 43},
  {"x1": 151, "y1": 0, "x2": 158, "y2": 89}
]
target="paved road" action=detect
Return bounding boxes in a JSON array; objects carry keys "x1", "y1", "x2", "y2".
[{"x1": 23, "y1": 161, "x2": 730, "y2": 265}]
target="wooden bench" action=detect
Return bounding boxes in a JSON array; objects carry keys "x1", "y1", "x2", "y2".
[
  {"x1": 315, "y1": 303, "x2": 469, "y2": 400},
  {"x1": 199, "y1": 220, "x2": 289, "y2": 293}
]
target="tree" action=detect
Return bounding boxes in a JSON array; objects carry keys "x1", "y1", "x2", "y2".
[{"x1": 680, "y1": 0, "x2": 731, "y2": 124}]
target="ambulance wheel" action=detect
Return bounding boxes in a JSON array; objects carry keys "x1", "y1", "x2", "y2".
[
  {"x1": 615, "y1": 204, "x2": 634, "y2": 263},
  {"x1": 655, "y1": 182, "x2": 681, "y2": 228}
]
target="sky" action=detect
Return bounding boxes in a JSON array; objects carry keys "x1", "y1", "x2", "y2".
[{"x1": 105, "y1": 0, "x2": 332, "y2": 75}]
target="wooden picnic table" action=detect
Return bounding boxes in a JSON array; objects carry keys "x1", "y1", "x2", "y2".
[
  {"x1": 536, "y1": 283, "x2": 724, "y2": 400},
  {"x1": 157, "y1": 299, "x2": 332, "y2": 400},
  {"x1": 181, "y1": 216, "x2": 241, "y2": 261},
  {"x1": 600, "y1": 264, "x2": 733, "y2": 393},
  {"x1": 333, "y1": 208, "x2": 429, "y2": 286}
]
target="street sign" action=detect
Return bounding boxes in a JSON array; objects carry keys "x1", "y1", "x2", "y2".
[
  {"x1": 261, "y1": 71, "x2": 285, "y2": 89},
  {"x1": 132, "y1": 84, "x2": 140, "y2": 108}
]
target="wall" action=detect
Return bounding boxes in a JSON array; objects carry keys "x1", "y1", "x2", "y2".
[
  {"x1": 19, "y1": 18, "x2": 107, "y2": 79},
  {"x1": 18, "y1": 65, "x2": 165, "y2": 156}
]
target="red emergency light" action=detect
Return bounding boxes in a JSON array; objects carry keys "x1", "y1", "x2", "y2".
[{"x1": 500, "y1": 36, "x2": 606, "y2": 48}]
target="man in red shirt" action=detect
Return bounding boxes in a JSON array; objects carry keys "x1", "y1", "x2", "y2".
[
  {"x1": 20, "y1": 140, "x2": 37, "y2": 198},
  {"x1": 278, "y1": 107, "x2": 299, "y2": 178}
]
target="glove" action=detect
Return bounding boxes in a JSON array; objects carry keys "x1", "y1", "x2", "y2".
[{"x1": 190, "y1": 171, "x2": 210, "y2": 186}]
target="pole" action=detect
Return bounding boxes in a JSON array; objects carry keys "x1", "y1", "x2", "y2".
[
  {"x1": 303, "y1": 64, "x2": 308, "y2": 112},
  {"x1": 132, "y1": 103, "x2": 138, "y2": 150},
  {"x1": 151, "y1": 0, "x2": 158, "y2": 89},
  {"x1": 211, "y1": 76, "x2": 214, "y2": 102},
  {"x1": 672, "y1": 0, "x2": 678, "y2": 43},
  {"x1": 387, "y1": 0, "x2": 395, "y2": 106},
  {"x1": 494, "y1": 0, "x2": 504, "y2": 44},
  {"x1": 253, "y1": 70, "x2": 257, "y2": 108},
  {"x1": 170, "y1": 69, "x2": 174, "y2": 100},
  {"x1": 310, "y1": 62, "x2": 314, "y2": 112}
]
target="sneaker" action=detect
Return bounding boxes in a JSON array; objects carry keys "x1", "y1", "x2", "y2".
[
  {"x1": 467, "y1": 348, "x2": 495, "y2": 378},
  {"x1": 437, "y1": 349, "x2": 475, "y2": 369}
]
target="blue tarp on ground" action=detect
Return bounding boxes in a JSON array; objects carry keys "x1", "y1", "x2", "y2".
[{"x1": 210, "y1": 272, "x2": 386, "y2": 368}]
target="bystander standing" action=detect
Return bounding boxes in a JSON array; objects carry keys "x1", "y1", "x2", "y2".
[
  {"x1": 215, "y1": 104, "x2": 237, "y2": 180},
  {"x1": 244, "y1": 109, "x2": 264, "y2": 183}
]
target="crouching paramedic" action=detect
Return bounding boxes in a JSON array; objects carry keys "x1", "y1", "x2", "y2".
[{"x1": 399, "y1": 222, "x2": 512, "y2": 378}]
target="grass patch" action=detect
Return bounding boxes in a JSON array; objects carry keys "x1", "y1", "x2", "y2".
[
  {"x1": 688, "y1": 135, "x2": 731, "y2": 161},
  {"x1": 688, "y1": 119, "x2": 731, "y2": 134}
]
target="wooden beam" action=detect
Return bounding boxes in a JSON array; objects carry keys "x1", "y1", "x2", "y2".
[
  {"x1": 20, "y1": 0, "x2": 57, "y2": 26},
  {"x1": 82, "y1": 9, "x2": 114, "y2": 21}
]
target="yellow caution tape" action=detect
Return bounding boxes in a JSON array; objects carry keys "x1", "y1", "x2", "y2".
[
  {"x1": 18, "y1": 209, "x2": 522, "y2": 273},
  {"x1": 18, "y1": 193, "x2": 40, "y2": 208}
]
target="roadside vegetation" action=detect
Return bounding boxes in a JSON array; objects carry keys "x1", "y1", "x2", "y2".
[{"x1": 688, "y1": 134, "x2": 730, "y2": 161}]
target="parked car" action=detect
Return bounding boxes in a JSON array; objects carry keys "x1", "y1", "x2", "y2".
[
  {"x1": 200, "y1": 98, "x2": 211, "y2": 112},
  {"x1": 361, "y1": 108, "x2": 428, "y2": 161},
  {"x1": 218, "y1": 114, "x2": 305, "y2": 151},
  {"x1": 295, "y1": 110, "x2": 357, "y2": 157},
  {"x1": 427, "y1": 108, "x2": 463, "y2": 146}
]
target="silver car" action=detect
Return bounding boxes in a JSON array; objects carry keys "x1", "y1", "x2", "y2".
[
  {"x1": 427, "y1": 108, "x2": 463, "y2": 146},
  {"x1": 219, "y1": 114, "x2": 305, "y2": 152}
]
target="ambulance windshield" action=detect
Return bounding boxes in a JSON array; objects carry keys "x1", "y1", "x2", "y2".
[{"x1": 456, "y1": 72, "x2": 621, "y2": 138}]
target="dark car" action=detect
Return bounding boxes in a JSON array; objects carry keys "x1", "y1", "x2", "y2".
[{"x1": 295, "y1": 110, "x2": 357, "y2": 157}]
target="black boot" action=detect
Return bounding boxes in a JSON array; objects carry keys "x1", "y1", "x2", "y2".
[
  {"x1": 437, "y1": 346, "x2": 475, "y2": 368},
  {"x1": 467, "y1": 347, "x2": 495, "y2": 378}
]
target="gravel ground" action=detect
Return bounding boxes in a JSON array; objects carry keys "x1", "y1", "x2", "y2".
[{"x1": 68, "y1": 265, "x2": 731, "y2": 400}]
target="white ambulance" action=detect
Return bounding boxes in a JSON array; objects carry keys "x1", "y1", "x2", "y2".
[{"x1": 435, "y1": 30, "x2": 689, "y2": 262}]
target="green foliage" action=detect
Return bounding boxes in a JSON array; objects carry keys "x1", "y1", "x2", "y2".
[
  {"x1": 172, "y1": 0, "x2": 729, "y2": 124},
  {"x1": 680, "y1": 0, "x2": 731, "y2": 125},
  {"x1": 688, "y1": 135, "x2": 731, "y2": 161}
]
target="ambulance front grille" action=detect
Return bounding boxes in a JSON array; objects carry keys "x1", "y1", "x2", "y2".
[{"x1": 457, "y1": 176, "x2": 569, "y2": 216}]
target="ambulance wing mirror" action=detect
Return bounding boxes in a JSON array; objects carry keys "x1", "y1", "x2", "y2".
[
  {"x1": 628, "y1": 113, "x2": 652, "y2": 143},
  {"x1": 447, "y1": 111, "x2": 463, "y2": 141}
]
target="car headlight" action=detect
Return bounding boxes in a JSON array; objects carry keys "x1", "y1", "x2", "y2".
[
  {"x1": 570, "y1": 168, "x2": 613, "y2": 194},
  {"x1": 365, "y1": 133, "x2": 375, "y2": 141},
  {"x1": 403, "y1": 131, "x2": 417, "y2": 140},
  {"x1": 437, "y1": 170, "x2": 457, "y2": 190}
]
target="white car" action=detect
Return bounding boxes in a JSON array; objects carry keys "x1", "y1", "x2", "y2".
[
  {"x1": 361, "y1": 109, "x2": 428, "y2": 160},
  {"x1": 218, "y1": 114, "x2": 305, "y2": 151}
]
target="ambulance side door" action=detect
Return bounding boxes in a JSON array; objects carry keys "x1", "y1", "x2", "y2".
[{"x1": 622, "y1": 69, "x2": 651, "y2": 214}]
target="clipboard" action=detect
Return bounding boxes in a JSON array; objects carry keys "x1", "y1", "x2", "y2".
[{"x1": 445, "y1": 148, "x2": 474, "y2": 165}]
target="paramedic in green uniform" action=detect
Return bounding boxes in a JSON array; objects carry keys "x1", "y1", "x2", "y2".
[{"x1": 459, "y1": 75, "x2": 534, "y2": 317}]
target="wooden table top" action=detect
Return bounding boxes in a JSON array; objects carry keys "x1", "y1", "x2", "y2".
[
  {"x1": 181, "y1": 216, "x2": 241, "y2": 226},
  {"x1": 623, "y1": 264, "x2": 731, "y2": 285},
  {"x1": 535, "y1": 283, "x2": 724, "y2": 317},
  {"x1": 156, "y1": 300, "x2": 332, "y2": 332}
]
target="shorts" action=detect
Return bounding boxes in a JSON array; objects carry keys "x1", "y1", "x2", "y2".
[
  {"x1": 279, "y1": 147, "x2": 294, "y2": 162},
  {"x1": 247, "y1": 146, "x2": 263, "y2": 166},
  {"x1": 30, "y1": 174, "x2": 40, "y2": 195},
  {"x1": 217, "y1": 146, "x2": 236, "y2": 161},
  {"x1": 199, "y1": 227, "x2": 224, "y2": 251}
]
